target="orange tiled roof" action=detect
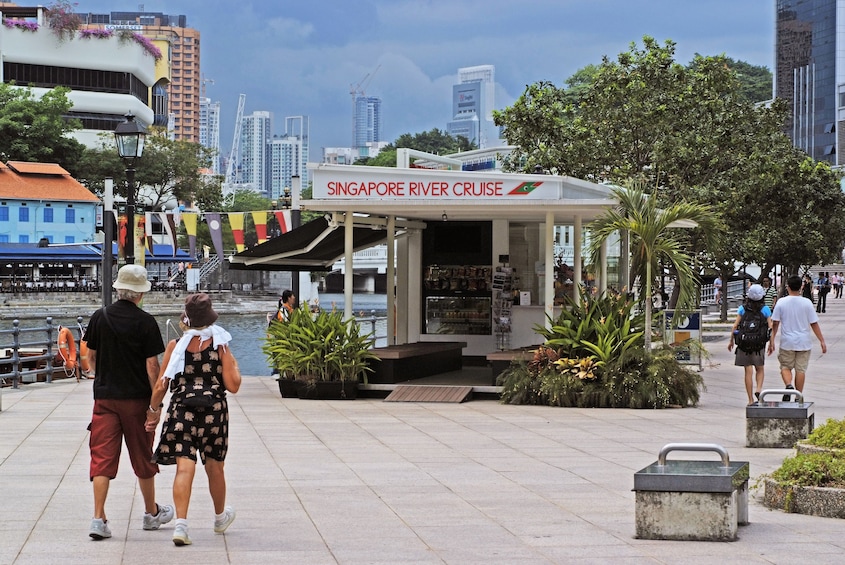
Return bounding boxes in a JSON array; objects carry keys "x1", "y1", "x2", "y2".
[{"x1": 0, "y1": 161, "x2": 100, "y2": 203}]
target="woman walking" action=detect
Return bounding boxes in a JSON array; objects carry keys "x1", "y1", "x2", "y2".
[{"x1": 146, "y1": 293, "x2": 242, "y2": 546}]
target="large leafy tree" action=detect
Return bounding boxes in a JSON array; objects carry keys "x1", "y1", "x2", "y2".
[
  {"x1": 0, "y1": 84, "x2": 85, "y2": 174},
  {"x1": 78, "y1": 130, "x2": 220, "y2": 211},
  {"x1": 588, "y1": 182, "x2": 718, "y2": 351},
  {"x1": 495, "y1": 36, "x2": 845, "y2": 319}
]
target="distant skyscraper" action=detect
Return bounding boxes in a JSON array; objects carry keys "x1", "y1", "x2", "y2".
[
  {"x1": 353, "y1": 96, "x2": 382, "y2": 148},
  {"x1": 269, "y1": 137, "x2": 301, "y2": 202},
  {"x1": 81, "y1": 10, "x2": 201, "y2": 142},
  {"x1": 199, "y1": 97, "x2": 221, "y2": 174},
  {"x1": 285, "y1": 115, "x2": 310, "y2": 188},
  {"x1": 446, "y1": 64, "x2": 500, "y2": 148},
  {"x1": 240, "y1": 111, "x2": 273, "y2": 195},
  {"x1": 775, "y1": 0, "x2": 838, "y2": 165}
]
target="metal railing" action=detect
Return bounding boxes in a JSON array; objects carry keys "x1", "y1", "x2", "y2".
[{"x1": 0, "y1": 317, "x2": 86, "y2": 392}]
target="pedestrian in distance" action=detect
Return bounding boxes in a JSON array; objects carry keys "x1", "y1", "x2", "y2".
[
  {"x1": 148, "y1": 293, "x2": 242, "y2": 546},
  {"x1": 728, "y1": 284, "x2": 772, "y2": 405},
  {"x1": 815, "y1": 271, "x2": 831, "y2": 313},
  {"x1": 271, "y1": 289, "x2": 296, "y2": 324},
  {"x1": 801, "y1": 273, "x2": 814, "y2": 303},
  {"x1": 83, "y1": 264, "x2": 173, "y2": 540},
  {"x1": 713, "y1": 276, "x2": 723, "y2": 305},
  {"x1": 768, "y1": 274, "x2": 827, "y2": 401},
  {"x1": 762, "y1": 275, "x2": 778, "y2": 311}
]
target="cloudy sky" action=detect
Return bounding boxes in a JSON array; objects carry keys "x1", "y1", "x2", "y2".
[{"x1": 73, "y1": 0, "x2": 776, "y2": 156}]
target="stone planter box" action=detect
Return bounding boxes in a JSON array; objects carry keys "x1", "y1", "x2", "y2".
[
  {"x1": 763, "y1": 478, "x2": 845, "y2": 519},
  {"x1": 795, "y1": 441, "x2": 845, "y2": 457}
]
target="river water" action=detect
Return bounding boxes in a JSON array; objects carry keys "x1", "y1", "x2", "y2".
[{"x1": 42, "y1": 293, "x2": 388, "y2": 378}]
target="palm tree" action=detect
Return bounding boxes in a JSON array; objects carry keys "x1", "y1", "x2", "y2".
[{"x1": 588, "y1": 181, "x2": 719, "y2": 351}]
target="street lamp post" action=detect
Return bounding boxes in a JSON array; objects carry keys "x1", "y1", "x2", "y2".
[{"x1": 114, "y1": 113, "x2": 147, "y2": 265}]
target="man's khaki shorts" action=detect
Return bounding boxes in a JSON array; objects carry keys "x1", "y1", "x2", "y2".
[{"x1": 777, "y1": 349, "x2": 811, "y2": 373}]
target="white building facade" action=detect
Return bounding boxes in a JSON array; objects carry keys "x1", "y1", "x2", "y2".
[
  {"x1": 199, "y1": 97, "x2": 221, "y2": 174},
  {"x1": 446, "y1": 65, "x2": 501, "y2": 148},
  {"x1": 0, "y1": 6, "x2": 157, "y2": 148}
]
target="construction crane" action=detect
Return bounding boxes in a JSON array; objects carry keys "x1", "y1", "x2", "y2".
[
  {"x1": 222, "y1": 93, "x2": 246, "y2": 204},
  {"x1": 350, "y1": 64, "x2": 380, "y2": 144},
  {"x1": 200, "y1": 75, "x2": 215, "y2": 99}
]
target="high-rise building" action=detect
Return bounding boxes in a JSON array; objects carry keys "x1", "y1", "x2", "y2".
[
  {"x1": 269, "y1": 136, "x2": 301, "y2": 202},
  {"x1": 775, "y1": 1, "x2": 838, "y2": 165},
  {"x1": 446, "y1": 64, "x2": 500, "y2": 149},
  {"x1": 353, "y1": 96, "x2": 382, "y2": 149},
  {"x1": 240, "y1": 111, "x2": 272, "y2": 195},
  {"x1": 199, "y1": 97, "x2": 221, "y2": 174},
  {"x1": 284, "y1": 115, "x2": 309, "y2": 188},
  {"x1": 81, "y1": 10, "x2": 201, "y2": 143},
  {"x1": 0, "y1": 5, "x2": 158, "y2": 147}
]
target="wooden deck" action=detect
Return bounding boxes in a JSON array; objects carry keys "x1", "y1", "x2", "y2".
[{"x1": 384, "y1": 385, "x2": 473, "y2": 403}]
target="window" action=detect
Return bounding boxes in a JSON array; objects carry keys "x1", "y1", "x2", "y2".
[
  {"x1": 0, "y1": 235, "x2": 7, "y2": 243},
  {"x1": 19, "y1": 207, "x2": 29, "y2": 222},
  {"x1": 0, "y1": 207, "x2": 8, "y2": 221},
  {"x1": 65, "y1": 236, "x2": 75, "y2": 243},
  {"x1": 44, "y1": 208, "x2": 54, "y2": 223},
  {"x1": 18, "y1": 235, "x2": 29, "y2": 243},
  {"x1": 65, "y1": 208, "x2": 75, "y2": 223}
]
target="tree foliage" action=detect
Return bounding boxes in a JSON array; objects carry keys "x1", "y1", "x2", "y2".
[
  {"x1": 588, "y1": 181, "x2": 718, "y2": 350},
  {"x1": 0, "y1": 84, "x2": 85, "y2": 174},
  {"x1": 354, "y1": 128, "x2": 475, "y2": 167},
  {"x1": 494, "y1": 36, "x2": 845, "y2": 315}
]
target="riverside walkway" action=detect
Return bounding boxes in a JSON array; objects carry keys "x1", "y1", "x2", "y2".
[{"x1": 2, "y1": 300, "x2": 845, "y2": 563}]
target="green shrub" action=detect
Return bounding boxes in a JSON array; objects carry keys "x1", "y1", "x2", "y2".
[
  {"x1": 499, "y1": 290, "x2": 703, "y2": 408},
  {"x1": 263, "y1": 305, "x2": 377, "y2": 383},
  {"x1": 805, "y1": 418, "x2": 845, "y2": 449},
  {"x1": 771, "y1": 452, "x2": 845, "y2": 489}
]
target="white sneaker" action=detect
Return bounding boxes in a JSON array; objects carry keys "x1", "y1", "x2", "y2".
[
  {"x1": 89, "y1": 518, "x2": 112, "y2": 540},
  {"x1": 172, "y1": 523, "x2": 191, "y2": 546},
  {"x1": 213, "y1": 506, "x2": 236, "y2": 533},
  {"x1": 143, "y1": 503, "x2": 175, "y2": 530}
]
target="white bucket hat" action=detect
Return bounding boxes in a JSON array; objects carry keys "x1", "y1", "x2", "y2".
[{"x1": 113, "y1": 264, "x2": 151, "y2": 292}]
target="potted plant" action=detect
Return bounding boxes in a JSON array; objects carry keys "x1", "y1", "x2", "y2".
[{"x1": 263, "y1": 304, "x2": 378, "y2": 400}]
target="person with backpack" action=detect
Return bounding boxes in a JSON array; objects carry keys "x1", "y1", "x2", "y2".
[
  {"x1": 768, "y1": 274, "x2": 827, "y2": 401},
  {"x1": 728, "y1": 284, "x2": 772, "y2": 405},
  {"x1": 815, "y1": 271, "x2": 831, "y2": 313}
]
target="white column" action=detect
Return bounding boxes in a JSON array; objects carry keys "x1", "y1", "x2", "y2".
[
  {"x1": 573, "y1": 215, "x2": 582, "y2": 305},
  {"x1": 387, "y1": 216, "x2": 396, "y2": 345},
  {"x1": 344, "y1": 213, "x2": 354, "y2": 319},
  {"x1": 545, "y1": 211, "x2": 555, "y2": 326},
  {"x1": 599, "y1": 239, "x2": 607, "y2": 294},
  {"x1": 407, "y1": 229, "x2": 423, "y2": 343},
  {"x1": 396, "y1": 236, "x2": 409, "y2": 344}
]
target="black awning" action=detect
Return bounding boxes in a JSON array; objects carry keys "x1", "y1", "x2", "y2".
[{"x1": 228, "y1": 216, "x2": 388, "y2": 272}]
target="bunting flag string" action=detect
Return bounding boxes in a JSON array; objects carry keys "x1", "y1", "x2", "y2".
[
  {"x1": 143, "y1": 208, "x2": 297, "y2": 260},
  {"x1": 205, "y1": 212, "x2": 226, "y2": 263},
  {"x1": 228, "y1": 212, "x2": 246, "y2": 253},
  {"x1": 181, "y1": 211, "x2": 198, "y2": 260},
  {"x1": 251, "y1": 211, "x2": 268, "y2": 244}
]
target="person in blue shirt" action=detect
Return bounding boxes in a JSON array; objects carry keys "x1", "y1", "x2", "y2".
[{"x1": 728, "y1": 284, "x2": 772, "y2": 405}]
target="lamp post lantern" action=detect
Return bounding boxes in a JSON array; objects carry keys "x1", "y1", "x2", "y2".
[{"x1": 114, "y1": 112, "x2": 147, "y2": 265}]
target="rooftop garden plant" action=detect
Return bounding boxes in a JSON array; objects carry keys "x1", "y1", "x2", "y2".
[
  {"x1": 117, "y1": 29, "x2": 162, "y2": 61},
  {"x1": 79, "y1": 28, "x2": 113, "y2": 39},
  {"x1": 46, "y1": 0, "x2": 81, "y2": 42},
  {"x1": 3, "y1": 19, "x2": 39, "y2": 32}
]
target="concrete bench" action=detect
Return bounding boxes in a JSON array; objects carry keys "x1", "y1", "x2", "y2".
[
  {"x1": 634, "y1": 443, "x2": 750, "y2": 541},
  {"x1": 486, "y1": 348, "x2": 537, "y2": 384},
  {"x1": 746, "y1": 389, "x2": 815, "y2": 448},
  {"x1": 367, "y1": 341, "x2": 467, "y2": 384}
]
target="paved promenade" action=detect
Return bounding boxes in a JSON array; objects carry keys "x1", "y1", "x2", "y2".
[{"x1": 2, "y1": 300, "x2": 845, "y2": 564}]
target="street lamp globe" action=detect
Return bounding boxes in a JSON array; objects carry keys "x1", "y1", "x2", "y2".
[{"x1": 114, "y1": 112, "x2": 147, "y2": 162}]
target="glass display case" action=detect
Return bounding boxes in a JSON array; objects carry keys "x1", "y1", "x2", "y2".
[{"x1": 424, "y1": 296, "x2": 492, "y2": 335}]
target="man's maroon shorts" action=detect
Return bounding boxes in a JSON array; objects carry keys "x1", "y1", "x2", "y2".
[{"x1": 89, "y1": 398, "x2": 159, "y2": 480}]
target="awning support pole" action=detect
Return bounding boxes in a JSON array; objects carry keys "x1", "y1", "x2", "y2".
[
  {"x1": 387, "y1": 215, "x2": 396, "y2": 345},
  {"x1": 344, "y1": 213, "x2": 354, "y2": 319}
]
